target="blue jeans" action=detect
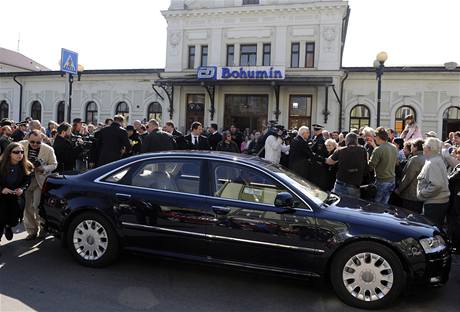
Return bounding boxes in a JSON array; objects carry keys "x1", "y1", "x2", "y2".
[
  {"x1": 333, "y1": 180, "x2": 360, "y2": 198},
  {"x1": 374, "y1": 180, "x2": 395, "y2": 204}
]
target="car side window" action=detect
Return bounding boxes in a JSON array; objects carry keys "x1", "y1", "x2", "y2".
[
  {"x1": 120, "y1": 159, "x2": 201, "y2": 194},
  {"x1": 211, "y1": 162, "x2": 300, "y2": 206},
  {"x1": 103, "y1": 167, "x2": 130, "y2": 183}
]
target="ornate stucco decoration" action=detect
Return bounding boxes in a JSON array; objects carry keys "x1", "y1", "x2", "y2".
[
  {"x1": 168, "y1": 31, "x2": 182, "y2": 56},
  {"x1": 322, "y1": 26, "x2": 337, "y2": 53}
]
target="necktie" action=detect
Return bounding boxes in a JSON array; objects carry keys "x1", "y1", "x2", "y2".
[{"x1": 194, "y1": 136, "x2": 198, "y2": 146}]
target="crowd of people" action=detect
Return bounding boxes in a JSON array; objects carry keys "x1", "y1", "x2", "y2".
[{"x1": 0, "y1": 113, "x2": 460, "y2": 253}]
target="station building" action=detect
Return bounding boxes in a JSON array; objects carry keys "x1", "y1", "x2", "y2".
[{"x1": 0, "y1": 0, "x2": 459, "y2": 138}]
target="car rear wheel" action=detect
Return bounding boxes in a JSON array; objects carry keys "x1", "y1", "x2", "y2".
[
  {"x1": 67, "y1": 212, "x2": 119, "y2": 267},
  {"x1": 330, "y1": 241, "x2": 406, "y2": 309}
]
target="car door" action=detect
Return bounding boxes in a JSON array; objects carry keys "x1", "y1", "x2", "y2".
[
  {"x1": 100, "y1": 157, "x2": 214, "y2": 258},
  {"x1": 205, "y1": 161, "x2": 319, "y2": 273}
]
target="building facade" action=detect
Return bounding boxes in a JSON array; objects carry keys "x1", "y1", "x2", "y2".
[
  {"x1": 0, "y1": 0, "x2": 459, "y2": 138},
  {"x1": 162, "y1": 0, "x2": 349, "y2": 131}
]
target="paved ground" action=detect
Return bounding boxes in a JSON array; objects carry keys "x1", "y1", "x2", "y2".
[{"x1": 1, "y1": 226, "x2": 460, "y2": 312}]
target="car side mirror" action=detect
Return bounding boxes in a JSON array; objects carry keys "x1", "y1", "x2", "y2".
[{"x1": 274, "y1": 192, "x2": 295, "y2": 209}]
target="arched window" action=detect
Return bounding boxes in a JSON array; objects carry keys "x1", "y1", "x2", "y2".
[
  {"x1": 349, "y1": 105, "x2": 370, "y2": 130},
  {"x1": 395, "y1": 106, "x2": 416, "y2": 134},
  {"x1": 443, "y1": 106, "x2": 460, "y2": 140},
  {"x1": 85, "y1": 101, "x2": 98, "y2": 125},
  {"x1": 0, "y1": 100, "x2": 8, "y2": 120},
  {"x1": 57, "y1": 101, "x2": 65, "y2": 123},
  {"x1": 31, "y1": 101, "x2": 42, "y2": 121},
  {"x1": 115, "y1": 101, "x2": 129, "y2": 123},
  {"x1": 147, "y1": 102, "x2": 162, "y2": 123}
]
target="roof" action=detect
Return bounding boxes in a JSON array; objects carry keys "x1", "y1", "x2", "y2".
[
  {"x1": 343, "y1": 66, "x2": 460, "y2": 73},
  {"x1": 0, "y1": 47, "x2": 50, "y2": 71},
  {"x1": 0, "y1": 68, "x2": 164, "y2": 78},
  {"x1": 79, "y1": 150, "x2": 274, "y2": 180}
]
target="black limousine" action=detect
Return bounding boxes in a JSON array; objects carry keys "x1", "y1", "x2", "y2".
[{"x1": 39, "y1": 152, "x2": 451, "y2": 309}]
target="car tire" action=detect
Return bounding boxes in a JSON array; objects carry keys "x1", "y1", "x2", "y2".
[
  {"x1": 330, "y1": 241, "x2": 406, "y2": 309},
  {"x1": 67, "y1": 212, "x2": 119, "y2": 267}
]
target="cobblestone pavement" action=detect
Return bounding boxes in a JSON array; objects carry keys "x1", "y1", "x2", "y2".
[{"x1": 1, "y1": 226, "x2": 459, "y2": 312}]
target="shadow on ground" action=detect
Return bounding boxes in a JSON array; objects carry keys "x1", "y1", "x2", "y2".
[{"x1": 0, "y1": 226, "x2": 459, "y2": 312}]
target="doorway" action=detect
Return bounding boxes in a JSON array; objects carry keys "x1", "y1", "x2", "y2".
[{"x1": 224, "y1": 95, "x2": 268, "y2": 132}]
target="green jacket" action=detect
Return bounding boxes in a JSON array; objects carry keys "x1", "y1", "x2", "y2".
[{"x1": 369, "y1": 142, "x2": 398, "y2": 182}]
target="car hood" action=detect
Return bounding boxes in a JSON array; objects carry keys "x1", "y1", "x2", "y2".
[{"x1": 328, "y1": 195, "x2": 437, "y2": 232}]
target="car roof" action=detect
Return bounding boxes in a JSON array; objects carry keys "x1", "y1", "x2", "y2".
[{"x1": 79, "y1": 151, "x2": 274, "y2": 180}]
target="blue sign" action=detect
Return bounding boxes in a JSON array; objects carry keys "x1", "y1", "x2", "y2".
[
  {"x1": 197, "y1": 66, "x2": 217, "y2": 80},
  {"x1": 61, "y1": 48, "x2": 78, "y2": 75},
  {"x1": 197, "y1": 66, "x2": 285, "y2": 80}
]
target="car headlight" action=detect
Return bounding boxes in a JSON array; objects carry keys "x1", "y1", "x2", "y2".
[{"x1": 419, "y1": 235, "x2": 446, "y2": 254}]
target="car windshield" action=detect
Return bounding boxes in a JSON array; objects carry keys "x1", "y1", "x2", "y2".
[{"x1": 267, "y1": 163, "x2": 329, "y2": 205}]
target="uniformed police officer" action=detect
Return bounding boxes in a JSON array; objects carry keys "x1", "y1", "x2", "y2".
[{"x1": 309, "y1": 124, "x2": 329, "y2": 189}]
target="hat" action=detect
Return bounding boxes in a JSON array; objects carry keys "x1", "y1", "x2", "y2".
[
  {"x1": 72, "y1": 118, "x2": 82, "y2": 124},
  {"x1": 126, "y1": 125, "x2": 135, "y2": 131},
  {"x1": 17, "y1": 121, "x2": 28, "y2": 127},
  {"x1": 425, "y1": 131, "x2": 438, "y2": 138},
  {"x1": 312, "y1": 124, "x2": 324, "y2": 131}
]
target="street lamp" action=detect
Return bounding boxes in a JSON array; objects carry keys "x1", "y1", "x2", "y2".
[{"x1": 374, "y1": 51, "x2": 387, "y2": 127}]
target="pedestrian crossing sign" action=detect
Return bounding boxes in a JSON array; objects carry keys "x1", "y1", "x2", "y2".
[{"x1": 61, "y1": 48, "x2": 78, "y2": 75}]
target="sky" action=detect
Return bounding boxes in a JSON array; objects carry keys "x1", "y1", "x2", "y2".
[{"x1": 1, "y1": 0, "x2": 459, "y2": 70}]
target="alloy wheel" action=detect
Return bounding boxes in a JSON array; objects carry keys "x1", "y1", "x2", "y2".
[{"x1": 342, "y1": 252, "x2": 394, "y2": 302}]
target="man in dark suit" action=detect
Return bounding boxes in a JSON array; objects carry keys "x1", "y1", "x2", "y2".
[
  {"x1": 208, "y1": 123, "x2": 222, "y2": 151},
  {"x1": 141, "y1": 119, "x2": 175, "y2": 153},
  {"x1": 95, "y1": 115, "x2": 131, "y2": 166},
  {"x1": 164, "y1": 120, "x2": 186, "y2": 150},
  {"x1": 289, "y1": 126, "x2": 318, "y2": 180},
  {"x1": 53, "y1": 122, "x2": 83, "y2": 173},
  {"x1": 184, "y1": 121, "x2": 210, "y2": 150}
]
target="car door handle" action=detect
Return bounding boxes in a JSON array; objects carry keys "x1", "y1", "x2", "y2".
[
  {"x1": 212, "y1": 206, "x2": 232, "y2": 215},
  {"x1": 116, "y1": 193, "x2": 132, "y2": 201}
]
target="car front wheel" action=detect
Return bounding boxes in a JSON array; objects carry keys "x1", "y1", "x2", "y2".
[
  {"x1": 330, "y1": 241, "x2": 406, "y2": 309},
  {"x1": 67, "y1": 212, "x2": 119, "y2": 267}
]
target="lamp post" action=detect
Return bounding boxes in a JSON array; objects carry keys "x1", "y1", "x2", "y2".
[
  {"x1": 374, "y1": 51, "x2": 387, "y2": 127},
  {"x1": 67, "y1": 64, "x2": 84, "y2": 123}
]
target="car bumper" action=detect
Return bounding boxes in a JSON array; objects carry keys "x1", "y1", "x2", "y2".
[{"x1": 421, "y1": 248, "x2": 451, "y2": 286}]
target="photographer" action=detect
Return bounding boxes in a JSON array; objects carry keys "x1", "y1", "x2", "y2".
[
  {"x1": 53, "y1": 123, "x2": 83, "y2": 173},
  {"x1": 264, "y1": 125, "x2": 289, "y2": 165},
  {"x1": 20, "y1": 130, "x2": 57, "y2": 240}
]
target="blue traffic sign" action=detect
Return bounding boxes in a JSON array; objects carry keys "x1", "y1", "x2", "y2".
[{"x1": 61, "y1": 48, "x2": 78, "y2": 75}]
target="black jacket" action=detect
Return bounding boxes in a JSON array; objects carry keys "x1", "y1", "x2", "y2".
[
  {"x1": 216, "y1": 140, "x2": 239, "y2": 153},
  {"x1": 172, "y1": 129, "x2": 187, "y2": 150},
  {"x1": 96, "y1": 123, "x2": 131, "y2": 166},
  {"x1": 209, "y1": 132, "x2": 223, "y2": 151},
  {"x1": 184, "y1": 134, "x2": 210, "y2": 151},
  {"x1": 141, "y1": 129, "x2": 175, "y2": 153},
  {"x1": 288, "y1": 136, "x2": 316, "y2": 180},
  {"x1": 53, "y1": 135, "x2": 82, "y2": 173},
  {"x1": 0, "y1": 136, "x2": 12, "y2": 155},
  {"x1": 10, "y1": 130, "x2": 25, "y2": 142}
]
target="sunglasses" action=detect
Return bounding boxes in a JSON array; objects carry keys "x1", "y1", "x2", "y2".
[
  {"x1": 29, "y1": 141, "x2": 42, "y2": 145},
  {"x1": 12, "y1": 150, "x2": 24, "y2": 154}
]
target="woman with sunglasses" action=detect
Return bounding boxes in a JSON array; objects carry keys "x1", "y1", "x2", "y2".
[{"x1": 0, "y1": 143, "x2": 33, "y2": 250}]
